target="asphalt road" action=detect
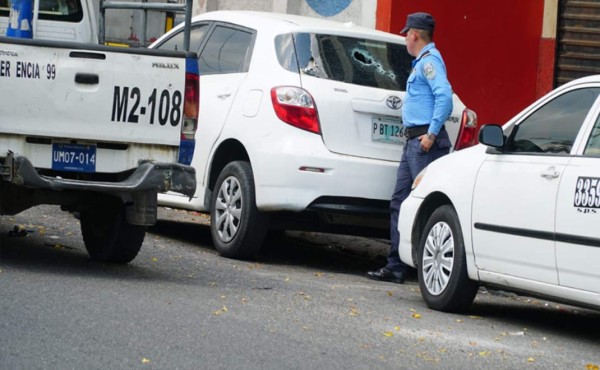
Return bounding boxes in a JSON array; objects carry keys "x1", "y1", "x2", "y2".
[{"x1": 1, "y1": 205, "x2": 599, "y2": 369}]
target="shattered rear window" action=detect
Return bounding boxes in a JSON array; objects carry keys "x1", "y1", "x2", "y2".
[{"x1": 275, "y1": 32, "x2": 412, "y2": 91}]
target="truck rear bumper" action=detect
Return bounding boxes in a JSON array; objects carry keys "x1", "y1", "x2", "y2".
[{"x1": 1, "y1": 152, "x2": 196, "y2": 197}]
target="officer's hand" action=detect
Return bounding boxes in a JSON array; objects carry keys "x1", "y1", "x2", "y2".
[{"x1": 419, "y1": 135, "x2": 434, "y2": 152}]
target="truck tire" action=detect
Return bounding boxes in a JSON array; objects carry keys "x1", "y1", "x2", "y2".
[
  {"x1": 80, "y1": 203, "x2": 146, "y2": 264},
  {"x1": 210, "y1": 161, "x2": 268, "y2": 259},
  {"x1": 417, "y1": 205, "x2": 478, "y2": 312}
]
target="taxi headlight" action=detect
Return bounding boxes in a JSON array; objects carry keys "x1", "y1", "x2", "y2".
[{"x1": 411, "y1": 167, "x2": 427, "y2": 190}]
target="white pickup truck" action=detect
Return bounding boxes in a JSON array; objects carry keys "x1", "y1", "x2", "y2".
[{"x1": 0, "y1": 8, "x2": 199, "y2": 263}]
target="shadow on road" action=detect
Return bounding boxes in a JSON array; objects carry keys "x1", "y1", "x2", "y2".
[
  {"x1": 0, "y1": 219, "x2": 204, "y2": 285},
  {"x1": 466, "y1": 299, "x2": 600, "y2": 341},
  {"x1": 149, "y1": 218, "x2": 390, "y2": 278}
]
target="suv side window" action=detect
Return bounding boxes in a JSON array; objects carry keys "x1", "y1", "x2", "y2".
[
  {"x1": 155, "y1": 24, "x2": 209, "y2": 53},
  {"x1": 584, "y1": 115, "x2": 600, "y2": 156},
  {"x1": 506, "y1": 88, "x2": 600, "y2": 154},
  {"x1": 198, "y1": 25, "x2": 253, "y2": 75}
]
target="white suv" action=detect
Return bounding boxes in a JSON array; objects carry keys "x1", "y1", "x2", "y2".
[{"x1": 151, "y1": 10, "x2": 477, "y2": 259}]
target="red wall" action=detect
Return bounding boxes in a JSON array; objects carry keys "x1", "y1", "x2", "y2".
[{"x1": 377, "y1": 0, "x2": 545, "y2": 126}]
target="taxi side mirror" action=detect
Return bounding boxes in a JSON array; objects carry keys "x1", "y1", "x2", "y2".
[{"x1": 479, "y1": 124, "x2": 505, "y2": 150}]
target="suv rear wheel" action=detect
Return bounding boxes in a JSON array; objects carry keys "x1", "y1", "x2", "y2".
[{"x1": 210, "y1": 161, "x2": 269, "y2": 259}]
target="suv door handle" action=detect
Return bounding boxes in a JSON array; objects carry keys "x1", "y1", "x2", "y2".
[{"x1": 540, "y1": 167, "x2": 559, "y2": 179}]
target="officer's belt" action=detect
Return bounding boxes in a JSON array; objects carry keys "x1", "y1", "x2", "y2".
[{"x1": 405, "y1": 124, "x2": 445, "y2": 139}]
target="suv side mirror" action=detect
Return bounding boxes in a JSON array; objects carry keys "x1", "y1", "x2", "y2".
[{"x1": 479, "y1": 124, "x2": 505, "y2": 149}]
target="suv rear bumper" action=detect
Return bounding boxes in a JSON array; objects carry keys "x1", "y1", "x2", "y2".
[{"x1": 252, "y1": 134, "x2": 398, "y2": 212}]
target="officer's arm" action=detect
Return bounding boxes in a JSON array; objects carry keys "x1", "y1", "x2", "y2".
[{"x1": 425, "y1": 58, "x2": 453, "y2": 136}]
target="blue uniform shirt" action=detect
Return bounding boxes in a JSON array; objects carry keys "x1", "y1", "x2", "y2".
[{"x1": 402, "y1": 42, "x2": 453, "y2": 136}]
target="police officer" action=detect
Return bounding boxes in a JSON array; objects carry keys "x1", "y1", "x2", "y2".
[{"x1": 368, "y1": 12, "x2": 453, "y2": 284}]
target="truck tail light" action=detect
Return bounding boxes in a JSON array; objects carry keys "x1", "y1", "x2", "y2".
[
  {"x1": 178, "y1": 56, "x2": 199, "y2": 165},
  {"x1": 182, "y1": 64, "x2": 199, "y2": 140},
  {"x1": 454, "y1": 108, "x2": 478, "y2": 151},
  {"x1": 271, "y1": 86, "x2": 321, "y2": 134}
]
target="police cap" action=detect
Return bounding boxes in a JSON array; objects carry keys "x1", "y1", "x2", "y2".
[{"x1": 400, "y1": 12, "x2": 435, "y2": 34}]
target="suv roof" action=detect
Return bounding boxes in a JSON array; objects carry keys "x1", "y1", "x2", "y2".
[{"x1": 185, "y1": 10, "x2": 406, "y2": 43}]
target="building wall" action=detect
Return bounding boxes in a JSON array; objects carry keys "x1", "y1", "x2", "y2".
[
  {"x1": 191, "y1": 0, "x2": 553, "y2": 126},
  {"x1": 378, "y1": 0, "x2": 549, "y2": 125},
  {"x1": 195, "y1": 0, "x2": 377, "y2": 28}
]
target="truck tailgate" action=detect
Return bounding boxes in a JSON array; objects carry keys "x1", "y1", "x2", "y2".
[
  {"x1": 0, "y1": 39, "x2": 186, "y2": 145},
  {"x1": 0, "y1": 38, "x2": 190, "y2": 172}
]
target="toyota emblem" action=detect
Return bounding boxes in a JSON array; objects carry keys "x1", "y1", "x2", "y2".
[{"x1": 386, "y1": 95, "x2": 402, "y2": 110}]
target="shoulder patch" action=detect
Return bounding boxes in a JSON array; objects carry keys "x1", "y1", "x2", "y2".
[{"x1": 423, "y1": 62, "x2": 436, "y2": 80}]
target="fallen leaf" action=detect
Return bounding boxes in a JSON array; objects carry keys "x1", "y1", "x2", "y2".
[
  {"x1": 468, "y1": 315, "x2": 482, "y2": 319},
  {"x1": 412, "y1": 313, "x2": 422, "y2": 319},
  {"x1": 394, "y1": 326, "x2": 400, "y2": 331},
  {"x1": 383, "y1": 331, "x2": 394, "y2": 337},
  {"x1": 222, "y1": 305, "x2": 228, "y2": 312},
  {"x1": 456, "y1": 319, "x2": 463, "y2": 323},
  {"x1": 151, "y1": 257, "x2": 158, "y2": 262},
  {"x1": 141, "y1": 358, "x2": 150, "y2": 364},
  {"x1": 387, "y1": 291, "x2": 393, "y2": 297},
  {"x1": 527, "y1": 357, "x2": 535, "y2": 362},
  {"x1": 586, "y1": 365, "x2": 599, "y2": 370},
  {"x1": 479, "y1": 351, "x2": 490, "y2": 356},
  {"x1": 349, "y1": 308, "x2": 359, "y2": 317},
  {"x1": 284, "y1": 277, "x2": 290, "y2": 282},
  {"x1": 315, "y1": 272, "x2": 323, "y2": 277}
]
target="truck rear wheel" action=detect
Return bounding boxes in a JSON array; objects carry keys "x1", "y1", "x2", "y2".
[
  {"x1": 80, "y1": 203, "x2": 146, "y2": 264},
  {"x1": 210, "y1": 161, "x2": 268, "y2": 259}
]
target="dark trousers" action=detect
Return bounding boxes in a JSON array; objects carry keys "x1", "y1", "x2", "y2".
[{"x1": 387, "y1": 129, "x2": 451, "y2": 272}]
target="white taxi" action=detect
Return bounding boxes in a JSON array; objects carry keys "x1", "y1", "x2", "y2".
[{"x1": 398, "y1": 75, "x2": 600, "y2": 312}]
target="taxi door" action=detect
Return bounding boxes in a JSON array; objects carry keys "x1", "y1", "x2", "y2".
[
  {"x1": 472, "y1": 87, "x2": 600, "y2": 284},
  {"x1": 555, "y1": 104, "x2": 600, "y2": 294}
]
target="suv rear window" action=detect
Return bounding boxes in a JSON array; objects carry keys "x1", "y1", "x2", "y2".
[
  {"x1": 0, "y1": 0, "x2": 83, "y2": 22},
  {"x1": 275, "y1": 33, "x2": 412, "y2": 91}
]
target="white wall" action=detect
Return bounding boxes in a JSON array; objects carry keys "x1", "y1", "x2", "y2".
[
  {"x1": 98, "y1": 0, "x2": 377, "y2": 45},
  {"x1": 194, "y1": 0, "x2": 377, "y2": 28}
]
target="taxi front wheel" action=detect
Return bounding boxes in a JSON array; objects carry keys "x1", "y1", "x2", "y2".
[
  {"x1": 210, "y1": 161, "x2": 269, "y2": 259},
  {"x1": 417, "y1": 205, "x2": 478, "y2": 312}
]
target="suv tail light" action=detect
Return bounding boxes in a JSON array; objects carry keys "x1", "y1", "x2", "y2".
[
  {"x1": 178, "y1": 56, "x2": 199, "y2": 165},
  {"x1": 271, "y1": 86, "x2": 320, "y2": 134},
  {"x1": 454, "y1": 108, "x2": 478, "y2": 151}
]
